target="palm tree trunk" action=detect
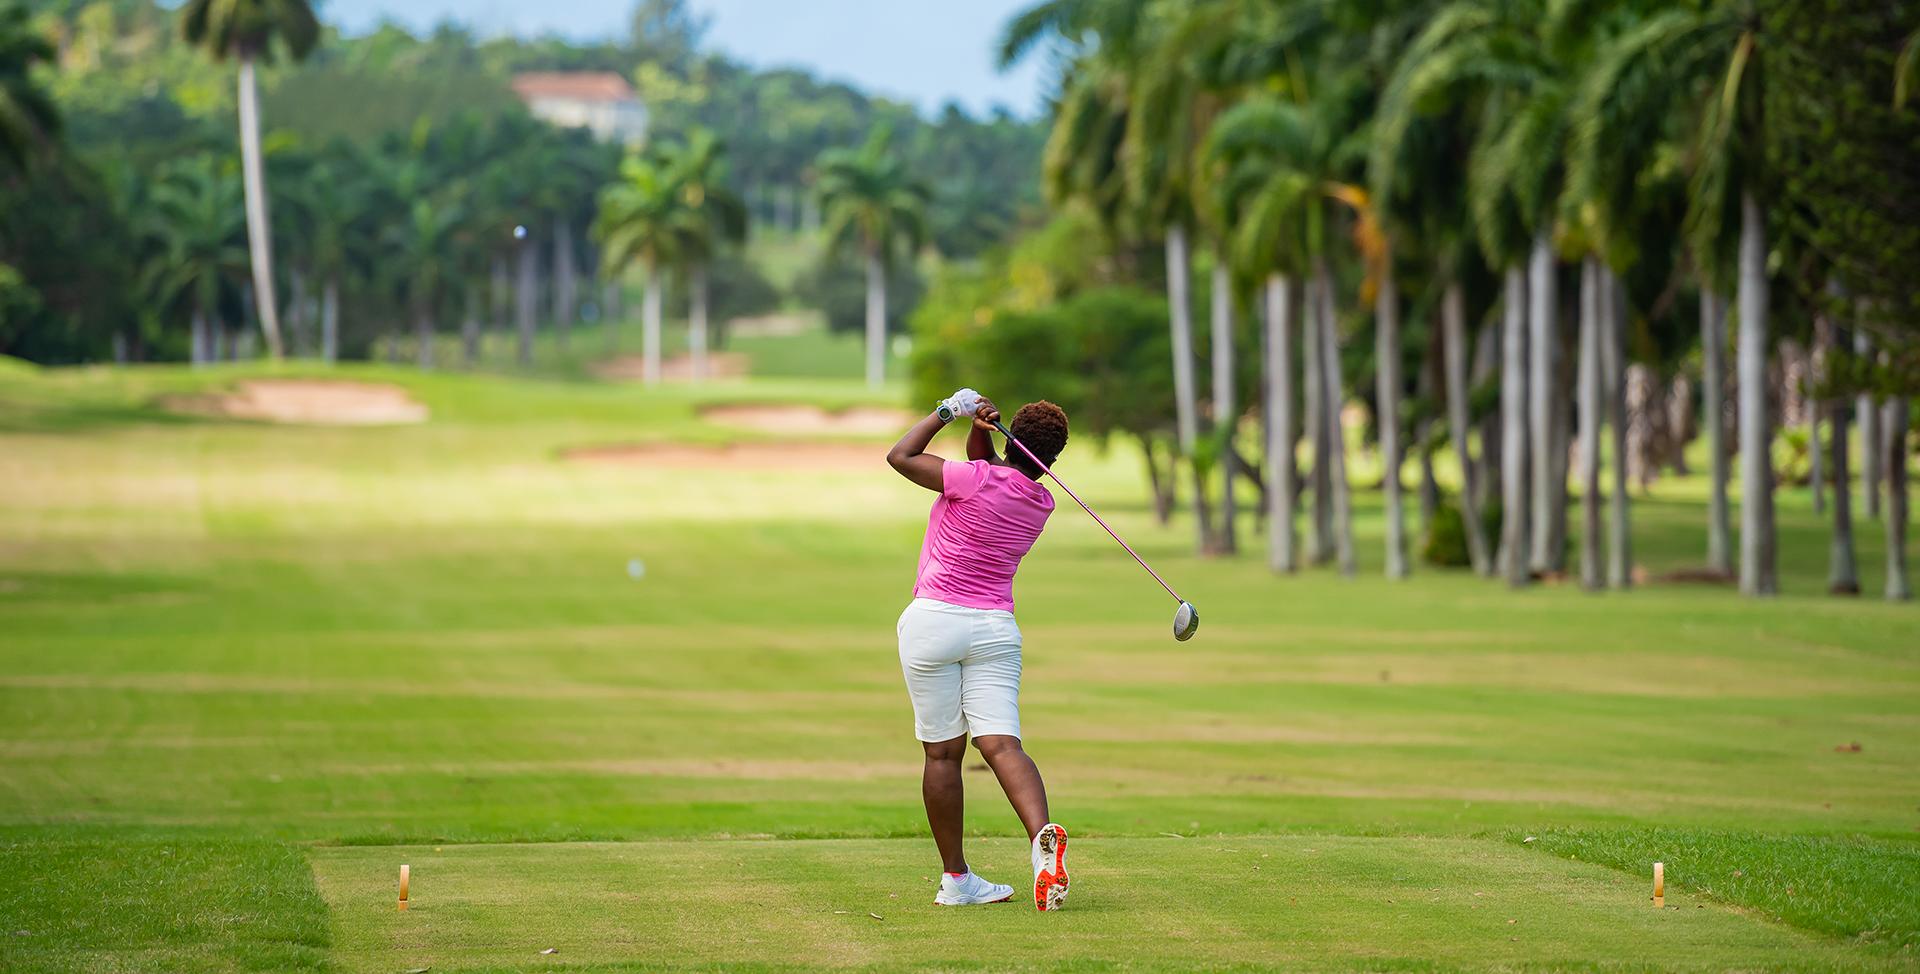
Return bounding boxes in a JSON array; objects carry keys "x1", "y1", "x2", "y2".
[
  {"x1": 191, "y1": 307, "x2": 210, "y2": 367},
  {"x1": 643, "y1": 260, "x2": 664, "y2": 385},
  {"x1": 1442, "y1": 282, "x2": 1490, "y2": 575},
  {"x1": 1304, "y1": 270, "x2": 1331, "y2": 563},
  {"x1": 1808, "y1": 346, "x2": 1825, "y2": 515},
  {"x1": 555, "y1": 217, "x2": 576, "y2": 351},
  {"x1": 1604, "y1": 266, "x2": 1632, "y2": 590},
  {"x1": 1578, "y1": 258, "x2": 1603, "y2": 591},
  {"x1": 287, "y1": 269, "x2": 309, "y2": 357},
  {"x1": 1143, "y1": 436, "x2": 1174, "y2": 526},
  {"x1": 462, "y1": 283, "x2": 482, "y2": 368},
  {"x1": 1856, "y1": 329, "x2": 1881, "y2": 520},
  {"x1": 415, "y1": 306, "x2": 434, "y2": 370},
  {"x1": 1376, "y1": 251, "x2": 1407, "y2": 579},
  {"x1": 1210, "y1": 261, "x2": 1237, "y2": 555},
  {"x1": 1501, "y1": 264, "x2": 1531, "y2": 587},
  {"x1": 1527, "y1": 230, "x2": 1558, "y2": 574},
  {"x1": 322, "y1": 276, "x2": 339, "y2": 365},
  {"x1": 492, "y1": 257, "x2": 510, "y2": 345},
  {"x1": 235, "y1": 56, "x2": 284, "y2": 360},
  {"x1": 1415, "y1": 327, "x2": 1441, "y2": 545},
  {"x1": 1265, "y1": 273, "x2": 1297, "y2": 573},
  {"x1": 1166, "y1": 223, "x2": 1211, "y2": 553},
  {"x1": 603, "y1": 277, "x2": 622, "y2": 352},
  {"x1": 1549, "y1": 336, "x2": 1574, "y2": 570},
  {"x1": 690, "y1": 261, "x2": 710, "y2": 383},
  {"x1": 1669, "y1": 373, "x2": 1695, "y2": 477},
  {"x1": 516, "y1": 242, "x2": 537, "y2": 368},
  {"x1": 1828, "y1": 371, "x2": 1859, "y2": 595},
  {"x1": 1419, "y1": 427, "x2": 1439, "y2": 548},
  {"x1": 1737, "y1": 190, "x2": 1776, "y2": 596},
  {"x1": 1703, "y1": 288, "x2": 1731, "y2": 573},
  {"x1": 1473, "y1": 322, "x2": 1500, "y2": 515},
  {"x1": 864, "y1": 250, "x2": 886, "y2": 388},
  {"x1": 1315, "y1": 260, "x2": 1355, "y2": 577},
  {"x1": 1885, "y1": 397, "x2": 1911, "y2": 600}
]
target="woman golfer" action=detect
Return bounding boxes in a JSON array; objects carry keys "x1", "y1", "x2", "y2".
[{"x1": 886, "y1": 391, "x2": 1071, "y2": 911}]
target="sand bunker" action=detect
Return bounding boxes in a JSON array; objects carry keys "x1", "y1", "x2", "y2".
[
  {"x1": 594, "y1": 352, "x2": 750, "y2": 382},
  {"x1": 700, "y1": 403, "x2": 912, "y2": 435},
  {"x1": 563, "y1": 441, "x2": 880, "y2": 470},
  {"x1": 162, "y1": 380, "x2": 428, "y2": 425},
  {"x1": 726, "y1": 312, "x2": 812, "y2": 337}
]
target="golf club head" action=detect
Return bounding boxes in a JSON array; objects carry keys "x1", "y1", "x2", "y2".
[{"x1": 1173, "y1": 600, "x2": 1199, "y2": 641}]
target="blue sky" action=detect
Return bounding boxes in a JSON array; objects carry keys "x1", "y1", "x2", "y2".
[{"x1": 319, "y1": 0, "x2": 1052, "y2": 117}]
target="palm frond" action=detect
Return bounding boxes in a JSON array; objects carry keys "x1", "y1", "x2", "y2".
[
  {"x1": 1898, "y1": 26, "x2": 1920, "y2": 108},
  {"x1": 1564, "y1": 7, "x2": 1717, "y2": 254}
]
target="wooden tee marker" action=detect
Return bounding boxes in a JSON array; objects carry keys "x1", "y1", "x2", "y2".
[
  {"x1": 1652, "y1": 862, "x2": 1664, "y2": 908},
  {"x1": 399, "y1": 864, "x2": 410, "y2": 912}
]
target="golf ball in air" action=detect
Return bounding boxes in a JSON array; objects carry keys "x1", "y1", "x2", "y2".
[{"x1": 627, "y1": 558, "x2": 646, "y2": 580}]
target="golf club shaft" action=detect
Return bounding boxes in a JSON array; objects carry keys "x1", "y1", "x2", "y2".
[{"x1": 993, "y1": 419, "x2": 1185, "y2": 604}]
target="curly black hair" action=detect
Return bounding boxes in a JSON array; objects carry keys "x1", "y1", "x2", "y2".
[{"x1": 1008, "y1": 400, "x2": 1069, "y2": 473}]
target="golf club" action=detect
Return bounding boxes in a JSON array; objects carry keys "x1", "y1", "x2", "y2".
[{"x1": 992, "y1": 418, "x2": 1199, "y2": 641}]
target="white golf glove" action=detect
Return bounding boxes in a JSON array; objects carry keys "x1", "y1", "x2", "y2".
[{"x1": 936, "y1": 388, "x2": 984, "y2": 423}]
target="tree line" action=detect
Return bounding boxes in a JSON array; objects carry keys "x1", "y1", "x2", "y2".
[
  {"x1": 918, "y1": 0, "x2": 1916, "y2": 600},
  {"x1": 1, "y1": 0, "x2": 1040, "y2": 364}
]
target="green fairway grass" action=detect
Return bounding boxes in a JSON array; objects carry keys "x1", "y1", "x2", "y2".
[
  {"x1": 310, "y1": 837, "x2": 1895, "y2": 973},
  {"x1": 1, "y1": 361, "x2": 1916, "y2": 972}
]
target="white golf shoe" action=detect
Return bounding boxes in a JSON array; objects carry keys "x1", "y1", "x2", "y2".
[
  {"x1": 933, "y1": 870, "x2": 1015, "y2": 906},
  {"x1": 1031, "y1": 823, "x2": 1069, "y2": 911}
]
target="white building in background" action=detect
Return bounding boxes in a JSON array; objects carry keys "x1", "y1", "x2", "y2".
[{"x1": 510, "y1": 72, "x2": 649, "y2": 146}]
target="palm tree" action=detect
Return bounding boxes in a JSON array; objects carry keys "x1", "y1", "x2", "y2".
[
  {"x1": 1203, "y1": 86, "x2": 1367, "y2": 574},
  {"x1": 1203, "y1": 95, "x2": 1317, "y2": 573},
  {"x1": 1824, "y1": 313, "x2": 1859, "y2": 595},
  {"x1": 1497, "y1": 263, "x2": 1531, "y2": 586},
  {"x1": 671, "y1": 128, "x2": 748, "y2": 383},
  {"x1": 1885, "y1": 397, "x2": 1912, "y2": 600},
  {"x1": 596, "y1": 148, "x2": 699, "y2": 384},
  {"x1": 1381, "y1": 1, "x2": 1556, "y2": 583},
  {"x1": 383, "y1": 191, "x2": 469, "y2": 370},
  {"x1": 1705, "y1": 291, "x2": 1733, "y2": 571},
  {"x1": 542, "y1": 134, "x2": 613, "y2": 354},
  {"x1": 1129, "y1": 17, "x2": 1230, "y2": 555},
  {"x1": 1857, "y1": 330, "x2": 1881, "y2": 521},
  {"x1": 140, "y1": 156, "x2": 248, "y2": 365},
  {"x1": 816, "y1": 127, "x2": 929, "y2": 388},
  {"x1": 1561, "y1": 6, "x2": 1678, "y2": 590},
  {"x1": 1601, "y1": 266, "x2": 1632, "y2": 588},
  {"x1": 0, "y1": 5, "x2": 59, "y2": 175},
  {"x1": 276, "y1": 141, "x2": 368, "y2": 364},
  {"x1": 1313, "y1": 258, "x2": 1357, "y2": 577},
  {"x1": 1576, "y1": 257, "x2": 1604, "y2": 589},
  {"x1": 1394, "y1": 0, "x2": 1574, "y2": 577},
  {"x1": 464, "y1": 130, "x2": 539, "y2": 367},
  {"x1": 1372, "y1": 23, "x2": 1496, "y2": 569},
  {"x1": 179, "y1": 0, "x2": 320, "y2": 361},
  {"x1": 1577, "y1": 2, "x2": 1780, "y2": 594},
  {"x1": 1003, "y1": 0, "x2": 1221, "y2": 555}
]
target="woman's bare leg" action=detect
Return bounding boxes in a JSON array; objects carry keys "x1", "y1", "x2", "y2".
[
  {"x1": 921, "y1": 735, "x2": 969, "y2": 873},
  {"x1": 973, "y1": 734, "x2": 1049, "y2": 839}
]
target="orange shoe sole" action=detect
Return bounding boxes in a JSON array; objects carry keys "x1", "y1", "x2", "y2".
[{"x1": 1034, "y1": 824, "x2": 1069, "y2": 911}]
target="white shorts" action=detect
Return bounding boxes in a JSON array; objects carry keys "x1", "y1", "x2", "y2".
[{"x1": 896, "y1": 597, "x2": 1023, "y2": 742}]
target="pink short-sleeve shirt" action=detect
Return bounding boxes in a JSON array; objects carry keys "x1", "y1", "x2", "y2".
[{"x1": 912, "y1": 459, "x2": 1055, "y2": 612}]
